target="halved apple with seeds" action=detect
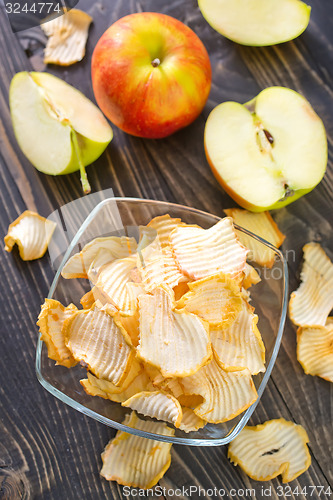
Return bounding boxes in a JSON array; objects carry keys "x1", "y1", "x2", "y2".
[
  {"x1": 9, "y1": 72, "x2": 112, "y2": 194},
  {"x1": 205, "y1": 87, "x2": 327, "y2": 212},
  {"x1": 198, "y1": 0, "x2": 311, "y2": 46}
]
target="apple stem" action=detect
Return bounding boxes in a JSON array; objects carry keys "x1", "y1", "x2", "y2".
[
  {"x1": 151, "y1": 58, "x2": 161, "y2": 68},
  {"x1": 71, "y1": 128, "x2": 91, "y2": 195}
]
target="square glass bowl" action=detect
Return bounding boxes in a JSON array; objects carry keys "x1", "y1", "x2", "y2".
[{"x1": 36, "y1": 197, "x2": 288, "y2": 446}]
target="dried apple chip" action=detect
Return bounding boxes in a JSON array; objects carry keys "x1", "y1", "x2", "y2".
[
  {"x1": 211, "y1": 301, "x2": 265, "y2": 374},
  {"x1": 61, "y1": 236, "x2": 137, "y2": 279},
  {"x1": 297, "y1": 319, "x2": 333, "y2": 382},
  {"x1": 37, "y1": 298, "x2": 77, "y2": 367},
  {"x1": 177, "y1": 273, "x2": 242, "y2": 326},
  {"x1": 146, "y1": 214, "x2": 182, "y2": 248},
  {"x1": 122, "y1": 391, "x2": 183, "y2": 427},
  {"x1": 137, "y1": 287, "x2": 211, "y2": 378},
  {"x1": 117, "y1": 310, "x2": 140, "y2": 347},
  {"x1": 81, "y1": 368, "x2": 152, "y2": 403},
  {"x1": 179, "y1": 408, "x2": 206, "y2": 433},
  {"x1": 94, "y1": 256, "x2": 143, "y2": 315},
  {"x1": 64, "y1": 302, "x2": 134, "y2": 385},
  {"x1": 100, "y1": 411, "x2": 174, "y2": 488},
  {"x1": 228, "y1": 419, "x2": 311, "y2": 482},
  {"x1": 42, "y1": 9, "x2": 93, "y2": 66},
  {"x1": 5, "y1": 210, "x2": 56, "y2": 261},
  {"x1": 289, "y1": 243, "x2": 333, "y2": 326},
  {"x1": 225, "y1": 209, "x2": 285, "y2": 268},
  {"x1": 138, "y1": 245, "x2": 187, "y2": 293},
  {"x1": 181, "y1": 358, "x2": 257, "y2": 423},
  {"x1": 170, "y1": 218, "x2": 248, "y2": 280},
  {"x1": 243, "y1": 263, "x2": 261, "y2": 289}
]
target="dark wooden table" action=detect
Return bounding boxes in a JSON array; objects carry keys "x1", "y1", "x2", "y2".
[{"x1": 0, "y1": 0, "x2": 332, "y2": 498}]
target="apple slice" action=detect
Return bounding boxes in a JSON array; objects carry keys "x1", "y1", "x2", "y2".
[
  {"x1": 9, "y1": 72, "x2": 112, "y2": 193},
  {"x1": 205, "y1": 87, "x2": 327, "y2": 212},
  {"x1": 198, "y1": 0, "x2": 311, "y2": 46}
]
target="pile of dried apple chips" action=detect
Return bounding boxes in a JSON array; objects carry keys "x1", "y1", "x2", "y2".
[{"x1": 37, "y1": 213, "x2": 273, "y2": 487}]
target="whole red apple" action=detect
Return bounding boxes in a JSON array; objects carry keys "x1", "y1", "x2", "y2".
[{"x1": 91, "y1": 12, "x2": 212, "y2": 139}]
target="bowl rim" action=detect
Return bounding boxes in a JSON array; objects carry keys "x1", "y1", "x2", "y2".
[{"x1": 35, "y1": 197, "x2": 288, "y2": 446}]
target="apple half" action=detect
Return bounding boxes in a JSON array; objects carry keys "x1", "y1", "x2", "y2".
[
  {"x1": 205, "y1": 87, "x2": 327, "y2": 212},
  {"x1": 9, "y1": 72, "x2": 113, "y2": 193},
  {"x1": 198, "y1": 0, "x2": 311, "y2": 46}
]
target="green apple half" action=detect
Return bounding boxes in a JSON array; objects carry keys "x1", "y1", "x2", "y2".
[
  {"x1": 205, "y1": 87, "x2": 327, "y2": 212},
  {"x1": 198, "y1": 0, "x2": 311, "y2": 46},
  {"x1": 9, "y1": 72, "x2": 113, "y2": 193}
]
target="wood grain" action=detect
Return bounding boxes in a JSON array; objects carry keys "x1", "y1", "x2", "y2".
[{"x1": 0, "y1": 0, "x2": 332, "y2": 498}]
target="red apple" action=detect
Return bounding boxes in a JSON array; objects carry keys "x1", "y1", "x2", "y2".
[{"x1": 91, "y1": 12, "x2": 212, "y2": 139}]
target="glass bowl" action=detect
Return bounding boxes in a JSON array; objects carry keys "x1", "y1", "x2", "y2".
[{"x1": 36, "y1": 197, "x2": 288, "y2": 446}]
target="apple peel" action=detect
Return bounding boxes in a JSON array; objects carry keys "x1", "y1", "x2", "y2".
[
  {"x1": 42, "y1": 9, "x2": 93, "y2": 66},
  {"x1": 224, "y1": 209, "x2": 285, "y2": 268},
  {"x1": 289, "y1": 243, "x2": 333, "y2": 326},
  {"x1": 228, "y1": 418, "x2": 311, "y2": 482},
  {"x1": 100, "y1": 411, "x2": 174, "y2": 488},
  {"x1": 5, "y1": 210, "x2": 56, "y2": 261}
]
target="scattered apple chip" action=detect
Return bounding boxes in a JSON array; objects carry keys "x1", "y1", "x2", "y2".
[
  {"x1": 64, "y1": 302, "x2": 134, "y2": 385},
  {"x1": 181, "y1": 358, "x2": 257, "y2": 423},
  {"x1": 297, "y1": 319, "x2": 333, "y2": 382},
  {"x1": 289, "y1": 243, "x2": 333, "y2": 326},
  {"x1": 37, "y1": 298, "x2": 77, "y2": 367},
  {"x1": 42, "y1": 9, "x2": 93, "y2": 66},
  {"x1": 94, "y1": 256, "x2": 143, "y2": 315},
  {"x1": 100, "y1": 411, "x2": 174, "y2": 488},
  {"x1": 224, "y1": 209, "x2": 285, "y2": 268},
  {"x1": 179, "y1": 407, "x2": 206, "y2": 433},
  {"x1": 177, "y1": 273, "x2": 242, "y2": 326},
  {"x1": 87, "y1": 248, "x2": 115, "y2": 283},
  {"x1": 173, "y1": 280, "x2": 190, "y2": 301},
  {"x1": 80, "y1": 287, "x2": 113, "y2": 310},
  {"x1": 61, "y1": 236, "x2": 137, "y2": 279},
  {"x1": 5, "y1": 210, "x2": 56, "y2": 261},
  {"x1": 122, "y1": 391, "x2": 183, "y2": 428},
  {"x1": 138, "y1": 245, "x2": 187, "y2": 293},
  {"x1": 137, "y1": 287, "x2": 211, "y2": 378},
  {"x1": 117, "y1": 310, "x2": 140, "y2": 347},
  {"x1": 146, "y1": 214, "x2": 182, "y2": 248},
  {"x1": 228, "y1": 418, "x2": 311, "y2": 482},
  {"x1": 243, "y1": 263, "x2": 261, "y2": 289},
  {"x1": 169, "y1": 218, "x2": 248, "y2": 280},
  {"x1": 81, "y1": 369, "x2": 152, "y2": 403},
  {"x1": 211, "y1": 301, "x2": 265, "y2": 374}
]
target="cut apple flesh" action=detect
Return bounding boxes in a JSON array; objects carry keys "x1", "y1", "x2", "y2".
[
  {"x1": 9, "y1": 72, "x2": 112, "y2": 192},
  {"x1": 198, "y1": 0, "x2": 311, "y2": 46},
  {"x1": 205, "y1": 87, "x2": 327, "y2": 211}
]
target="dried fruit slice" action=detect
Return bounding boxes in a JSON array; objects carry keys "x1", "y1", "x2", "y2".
[
  {"x1": 5, "y1": 210, "x2": 56, "y2": 261},
  {"x1": 80, "y1": 287, "x2": 114, "y2": 310},
  {"x1": 61, "y1": 236, "x2": 137, "y2": 279},
  {"x1": 100, "y1": 411, "x2": 174, "y2": 488},
  {"x1": 138, "y1": 245, "x2": 187, "y2": 293},
  {"x1": 173, "y1": 281, "x2": 190, "y2": 301},
  {"x1": 177, "y1": 394, "x2": 204, "y2": 408},
  {"x1": 146, "y1": 214, "x2": 182, "y2": 248},
  {"x1": 37, "y1": 298, "x2": 77, "y2": 367},
  {"x1": 95, "y1": 256, "x2": 143, "y2": 315},
  {"x1": 42, "y1": 9, "x2": 93, "y2": 66},
  {"x1": 81, "y1": 369, "x2": 152, "y2": 403},
  {"x1": 243, "y1": 263, "x2": 261, "y2": 289},
  {"x1": 289, "y1": 243, "x2": 333, "y2": 326},
  {"x1": 225, "y1": 209, "x2": 285, "y2": 268},
  {"x1": 177, "y1": 273, "x2": 242, "y2": 326},
  {"x1": 122, "y1": 391, "x2": 183, "y2": 428},
  {"x1": 297, "y1": 319, "x2": 333, "y2": 382},
  {"x1": 228, "y1": 419, "x2": 311, "y2": 482},
  {"x1": 137, "y1": 287, "x2": 211, "y2": 377},
  {"x1": 64, "y1": 302, "x2": 134, "y2": 385},
  {"x1": 117, "y1": 310, "x2": 140, "y2": 347},
  {"x1": 181, "y1": 358, "x2": 257, "y2": 423},
  {"x1": 211, "y1": 301, "x2": 265, "y2": 374},
  {"x1": 87, "y1": 248, "x2": 115, "y2": 283},
  {"x1": 179, "y1": 408, "x2": 206, "y2": 433},
  {"x1": 170, "y1": 218, "x2": 248, "y2": 280}
]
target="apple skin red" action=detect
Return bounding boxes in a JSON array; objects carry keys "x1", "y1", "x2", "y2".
[{"x1": 91, "y1": 12, "x2": 212, "y2": 139}]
